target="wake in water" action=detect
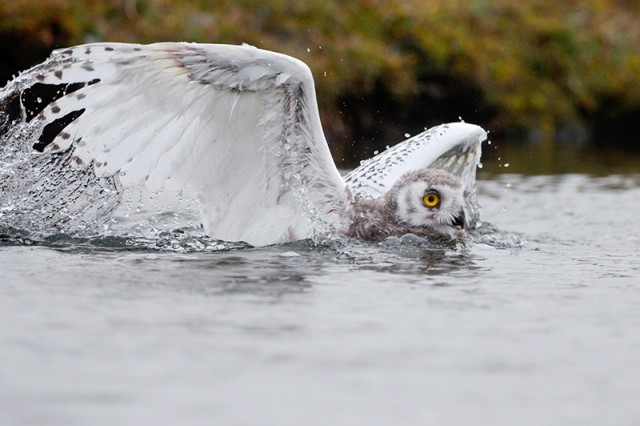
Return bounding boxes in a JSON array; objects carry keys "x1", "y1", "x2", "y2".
[
  {"x1": 0, "y1": 217, "x2": 525, "y2": 259},
  {"x1": 0, "y1": 223, "x2": 251, "y2": 253}
]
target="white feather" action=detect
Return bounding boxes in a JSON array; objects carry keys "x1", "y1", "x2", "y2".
[{"x1": 17, "y1": 42, "x2": 350, "y2": 245}]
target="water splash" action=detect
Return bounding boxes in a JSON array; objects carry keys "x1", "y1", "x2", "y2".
[
  {"x1": 0, "y1": 223, "x2": 251, "y2": 252},
  {"x1": 0, "y1": 147, "x2": 123, "y2": 236},
  {"x1": 471, "y1": 221, "x2": 527, "y2": 250}
]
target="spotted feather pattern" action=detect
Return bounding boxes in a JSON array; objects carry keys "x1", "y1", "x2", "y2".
[{"x1": 344, "y1": 122, "x2": 486, "y2": 226}]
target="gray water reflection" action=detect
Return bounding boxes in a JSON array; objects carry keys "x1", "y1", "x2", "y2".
[{"x1": 173, "y1": 253, "x2": 312, "y2": 298}]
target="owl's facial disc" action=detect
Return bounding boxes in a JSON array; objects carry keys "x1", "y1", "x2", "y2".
[
  {"x1": 388, "y1": 169, "x2": 468, "y2": 237},
  {"x1": 420, "y1": 184, "x2": 466, "y2": 233},
  {"x1": 421, "y1": 188, "x2": 466, "y2": 230}
]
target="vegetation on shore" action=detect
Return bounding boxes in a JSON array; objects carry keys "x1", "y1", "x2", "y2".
[{"x1": 2, "y1": 0, "x2": 640, "y2": 159}]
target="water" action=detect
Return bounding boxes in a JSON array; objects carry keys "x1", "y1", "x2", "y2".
[{"x1": 2, "y1": 172, "x2": 640, "y2": 425}]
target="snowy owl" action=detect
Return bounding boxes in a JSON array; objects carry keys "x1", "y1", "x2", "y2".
[{"x1": 0, "y1": 42, "x2": 486, "y2": 246}]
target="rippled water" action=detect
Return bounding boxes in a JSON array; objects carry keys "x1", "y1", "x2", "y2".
[{"x1": 1, "y1": 173, "x2": 640, "y2": 425}]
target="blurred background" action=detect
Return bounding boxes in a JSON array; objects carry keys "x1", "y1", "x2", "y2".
[{"x1": 2, "y1": 0, "x2": 640, "y2": 174}]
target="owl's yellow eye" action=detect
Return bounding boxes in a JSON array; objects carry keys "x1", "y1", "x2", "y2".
[{"x1": 422, "y1": 192, "x2": 440, "y2": 207}]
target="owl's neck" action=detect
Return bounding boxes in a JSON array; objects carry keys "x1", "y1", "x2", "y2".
[{"x1": 346, "y1": 196, "x2": 397, "y2": 239}]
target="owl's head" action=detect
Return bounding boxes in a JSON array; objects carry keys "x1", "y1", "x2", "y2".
[{"x1": 384, "y1": 169, "x2": 468, "y2": 237}]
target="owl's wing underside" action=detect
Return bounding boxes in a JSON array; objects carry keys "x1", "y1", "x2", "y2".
[
  {"x1": 0, "y1": 42, "x2": 349, "y2": 245},
  {"x1": 344, "y1": 122, "x2": 487, "y2": 225}
]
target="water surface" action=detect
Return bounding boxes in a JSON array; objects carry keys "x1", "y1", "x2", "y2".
[{"x1": 1, "y1": 173, "x2": 640, "y2": 425}]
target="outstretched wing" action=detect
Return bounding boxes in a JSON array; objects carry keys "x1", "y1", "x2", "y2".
[
  {"x1": 1, "y1": 42, "x2": 350, "y2": 245},
  {"x1": 344, "y1": 122, "x2": 487, "y2": 224}
]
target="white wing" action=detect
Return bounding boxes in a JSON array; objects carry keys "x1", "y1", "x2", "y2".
[
  {"x1": 344, "y1": 122, "x2": 487, "y2": 224},
  {"x1": 5, "y1": 42, "x2": 350, "y2": 245}
]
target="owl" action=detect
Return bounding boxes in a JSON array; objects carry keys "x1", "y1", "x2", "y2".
[
  {"x1": 0, "y1": 42, "x2": 486, "y2": 245},
  {"x1": 348, "y1": 169, "x2": 468, "y2": 240}
]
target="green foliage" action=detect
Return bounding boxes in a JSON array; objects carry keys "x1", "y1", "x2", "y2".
[{"x1": 2, "y1": 0, "x2": 640, "y2": 148}]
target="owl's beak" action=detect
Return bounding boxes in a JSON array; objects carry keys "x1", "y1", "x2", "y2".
[{"x1": 451, "y1": 211, "x2": 466, "y2": 229}]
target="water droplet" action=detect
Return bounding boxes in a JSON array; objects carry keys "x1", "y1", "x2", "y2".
[
  {"x1": 373, "y1": 150, "x2": 379, "y2": 155},
  {"x1": 404, "y1": 133, "x2": 411, "y2": 138},
  {"x1": 511, "y1": 234, "x2": 525, "y2": 247},
  {"x1": 504, "y1": 163, "x2": 510, "y2": 168}
]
